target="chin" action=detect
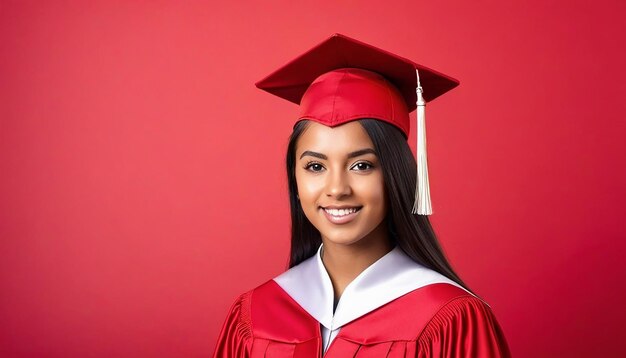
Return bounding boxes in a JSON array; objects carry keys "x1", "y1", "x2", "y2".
[
  {"x1": 322, "y1": 234, "x2": 363, "y2": 246},
  {"x1": 318, "y1": 226, "x2": 376, "y2": 247}
]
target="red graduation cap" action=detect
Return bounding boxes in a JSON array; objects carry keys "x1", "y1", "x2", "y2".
[{"x1": 255, "y1": 33, "x2": 460, "y2": 215}]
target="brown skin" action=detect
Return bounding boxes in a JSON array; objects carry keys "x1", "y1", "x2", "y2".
[{"x1": 294, "y1": 121, "x2": 393, "y2": 301}]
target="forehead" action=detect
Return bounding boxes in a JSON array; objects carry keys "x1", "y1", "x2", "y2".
[{"x1": 296, "y1": 121, "x2": 374, "y2": 153}]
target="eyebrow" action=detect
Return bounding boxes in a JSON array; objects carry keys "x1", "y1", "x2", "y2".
[{"x1": 299, "y1": 148, "x2": 377, "y2": 160}]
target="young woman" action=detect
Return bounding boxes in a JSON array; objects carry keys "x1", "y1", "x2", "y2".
[{"x1": 213, "y1": 33, "x2": 511, "y2": 357}]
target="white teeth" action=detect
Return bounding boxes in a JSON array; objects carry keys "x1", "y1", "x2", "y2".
[{"x1": 324, "y1": 207, "x2": 359, "y2": 216}]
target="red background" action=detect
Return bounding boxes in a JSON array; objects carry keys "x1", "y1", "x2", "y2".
[{"x1": 1, "y1": 1, "x2": 625, "y2": 357}]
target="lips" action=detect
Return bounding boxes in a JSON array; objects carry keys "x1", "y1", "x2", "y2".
[{"x1": 320, "y1": 206, "x2": 362, "y2": 224}]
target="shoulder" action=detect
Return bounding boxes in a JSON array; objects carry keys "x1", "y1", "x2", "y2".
[
  {"x1": 222, "y1": 288, "x2": 254, "y2": 333},
  {"x1": 416, "y1": 290, "x2": 512, "y2": 357},
  {"x1": 212, "y1": 289, "x2": 256, "y2": 357},
  {"x1": 212, "y1": 280, "x2": 281, "y2": 357},
  {"x1": 421, "y1": 294, "x2": 496, "y2": 336},
  {"x1": 225, "y1": 278, "x2": 279, "y2": 316},
  {"x1": 215, "y1": 280, "x2": 276, "y2": 336}
]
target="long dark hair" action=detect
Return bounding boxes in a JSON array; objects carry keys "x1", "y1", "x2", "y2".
[{"x1": 285, "y1": 118, "x2": 473, "y2": 294}]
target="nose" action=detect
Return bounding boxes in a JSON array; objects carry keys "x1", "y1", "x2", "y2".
[{"x1": 325, "y1": 169, "x2": 352, "y2": 198}]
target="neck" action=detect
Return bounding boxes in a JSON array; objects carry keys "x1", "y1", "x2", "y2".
[{"x1": 320, "y1": 224, "x2": 392, "y2": 303}]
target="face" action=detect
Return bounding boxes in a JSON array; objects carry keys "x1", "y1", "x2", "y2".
[{"x1": 295, "y1": 120, "x2": 388, "y2": 248}]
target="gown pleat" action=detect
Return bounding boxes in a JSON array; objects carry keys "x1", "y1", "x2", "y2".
[
  {"x1": 353, "y1": 340, "x2": 393, "y2": 357},
  {"x1": 293, "y1": 339, "x2": 320, "y2": 358},
  {"x1": 387, "y1": 341, "x2": 407, "y2": 357}
]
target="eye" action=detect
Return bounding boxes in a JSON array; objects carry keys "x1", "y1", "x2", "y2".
[
  {"x1": 304, "y1": 161, "x2": 325, "y2": 172},
  {"x1": 351, "y1": 161, "x2": 374, "y2": 171}
]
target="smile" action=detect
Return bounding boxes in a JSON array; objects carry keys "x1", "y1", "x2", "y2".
[
  {"x1": 323, "y1": 207, "x2": 360, "y2": 216},
  {"x1": 320, "y1": 206, "x2": 362, "y2": 224}
]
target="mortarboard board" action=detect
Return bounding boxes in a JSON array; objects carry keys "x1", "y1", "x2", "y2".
[{"x1": 255, "y1": 33, "x2": 459, "y2": 215}]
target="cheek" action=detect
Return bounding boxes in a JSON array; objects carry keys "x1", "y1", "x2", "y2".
[
  {"x1": 353, "y1": 174, "x2": 386, "y2": 204},
  {"x1": 356, "y1": 176, "x2": 388, "y2": 221},
  {"x1": 295, "y1": 171, "x2": 325, "y2": 204}
]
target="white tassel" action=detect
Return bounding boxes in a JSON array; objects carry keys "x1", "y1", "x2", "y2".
[{"x1": 412, "y1": 69, "x2": 432, "y2": 215}]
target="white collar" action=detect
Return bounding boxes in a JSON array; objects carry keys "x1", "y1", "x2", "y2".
[{"x1": 273, "y1": 243, "x2": 473, "y2": 330}]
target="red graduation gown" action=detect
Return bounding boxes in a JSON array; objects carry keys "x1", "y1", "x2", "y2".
[{"x1": 213, "y1": 280, "x2": 511, "y2": 357}]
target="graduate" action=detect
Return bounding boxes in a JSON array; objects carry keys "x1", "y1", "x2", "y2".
[{"x1": 213, "y1": 33, "x2": 511, "y2": 357}]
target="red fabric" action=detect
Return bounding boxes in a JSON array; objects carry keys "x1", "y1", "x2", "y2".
[
  {"x1": 298, "y1": 68, "x2": 411, "y2": 137},
  {"x1": 213, "y1": 281, "x2": 511, "y2": 357}
]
